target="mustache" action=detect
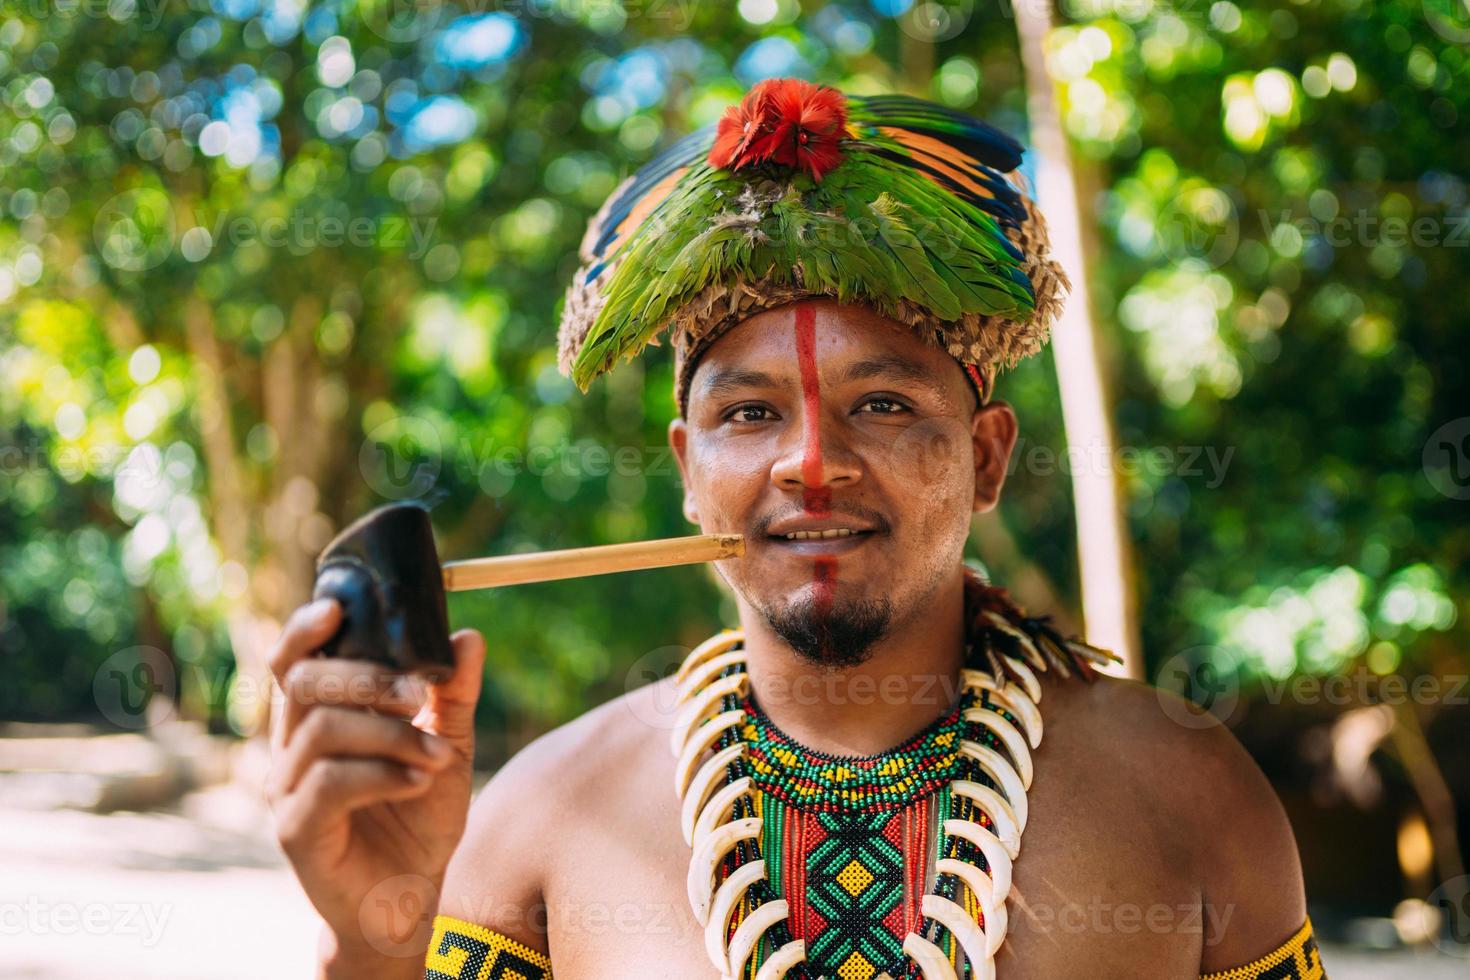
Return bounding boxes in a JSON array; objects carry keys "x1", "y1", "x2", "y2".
[{"x1": 753, "y1": 503, "x2": 893, "y2": 537}]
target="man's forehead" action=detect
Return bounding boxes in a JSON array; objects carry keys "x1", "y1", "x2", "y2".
[
  {"x1": 699, "y1": 352, "x2": 944, "y2": 393},
  {"x1": 687, "y1": 300, "x2": 974, "y2": 408}
]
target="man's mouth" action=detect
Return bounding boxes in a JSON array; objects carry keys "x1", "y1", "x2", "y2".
[
  {"x1": 778, "y1": 528, "x2": 862, "y2": 541},
  {"x1": 765, "y1": 526, "x2": 879, "y2": 555}
]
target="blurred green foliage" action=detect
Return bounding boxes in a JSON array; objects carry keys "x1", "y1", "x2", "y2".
[{"x1": 0, "y1": 0, "x2": 1464, "y2": 735}]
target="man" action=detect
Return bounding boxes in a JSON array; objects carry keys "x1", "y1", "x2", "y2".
[{"x1": 267, "y1": 80, "x2": 1324, "y2": 979}]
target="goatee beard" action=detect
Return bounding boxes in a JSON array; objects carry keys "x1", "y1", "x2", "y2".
[{"x1": 762, "y1": 593, "x2": 893, "y2": 668}]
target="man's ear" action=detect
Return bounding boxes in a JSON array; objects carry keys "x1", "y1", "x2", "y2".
[
  {"x1": 971, "y1": 401, "x2": 1018, "y2": 513},
  {"x1": 667, "y1": 417, "x2": 701, "y2": 525}
]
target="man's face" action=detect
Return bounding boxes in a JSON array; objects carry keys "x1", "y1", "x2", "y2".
[{"x1": 669, "y1": 299, "x2": 1017, "y2": 666}]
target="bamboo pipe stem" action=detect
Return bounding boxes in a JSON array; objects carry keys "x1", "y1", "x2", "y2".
[{"x1": 441, "y1": 534, "x2": 744, "y2": 592}]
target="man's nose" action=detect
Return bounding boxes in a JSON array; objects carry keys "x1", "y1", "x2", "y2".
[{"x1": 770, "y1": 405, "x2": 862, "y2": 494}]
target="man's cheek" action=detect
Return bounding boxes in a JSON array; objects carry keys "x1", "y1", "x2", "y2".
[{"x1": 879, "y1": 418, "x2": 972, "y2": 489}]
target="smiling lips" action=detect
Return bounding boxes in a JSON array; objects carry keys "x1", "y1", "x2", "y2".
[
  {"x1": 780, "y1": 528, "x2": 860, "y2": 540},
  {"x1": 765, "y1": 525, "x2": 878, "y2": 556},
  {"x1": 765, "y1": 516, "x2": 881, "y2": 543}
]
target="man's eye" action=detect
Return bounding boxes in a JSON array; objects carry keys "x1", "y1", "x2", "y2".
[
  {"x1": 728, "y1": 404, "x2": 774, "y2": 422},
  {"x1": 858, "y1": 397, "x2": 909, "y2": 415}
]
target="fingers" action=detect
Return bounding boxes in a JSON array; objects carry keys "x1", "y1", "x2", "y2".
[
  {"x1": 277, "y1": 657, "x2": 426, "y2": 748},
  {"x1": 267, "y1": 598, "x2": 341, "y2": 688},
  {"x1": 419, "y1": 630, "x2": 487, "y2": 745},
  {"x1": 274, "y1": 758, "x2": 433, "y2": 849},
  {"x1": 271, "y1": 706, "x2": 456, "y2": 798}
]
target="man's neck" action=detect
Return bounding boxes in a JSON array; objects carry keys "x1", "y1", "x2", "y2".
[{"x1": 733, "y1": 569, "x2": 968, "y2": 757}]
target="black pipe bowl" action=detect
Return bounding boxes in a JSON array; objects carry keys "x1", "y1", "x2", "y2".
[{"x1": 311, "y1": 502, "x2": 455, "y2": 681}]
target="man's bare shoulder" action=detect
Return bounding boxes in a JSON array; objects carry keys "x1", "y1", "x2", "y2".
[
  {"x1": 1040, "y1": 670, "x2": 1309, "y2": 968},
  {"x1": 1041, "y1": 671, "x2": 1289, "y2": 819}
]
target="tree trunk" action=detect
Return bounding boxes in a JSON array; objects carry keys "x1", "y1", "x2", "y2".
[{"x1": 1014, "y1": 0, "x2": 1142, "y2": 679}]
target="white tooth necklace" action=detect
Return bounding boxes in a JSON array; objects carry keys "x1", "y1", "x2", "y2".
[{"x1": 670, "y1": 594, "x2": 1118, "y2": 979}]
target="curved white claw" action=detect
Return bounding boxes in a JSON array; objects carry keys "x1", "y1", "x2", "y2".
[
  {"x1": 727, "y1": 900, "x2": 789, "y2": 979},
  {"x1": 943, "y1": 818, "x2": 1013, "y2": 903},
  {"x1": 675, "y1": 629, "x2": 745, "y2": 684},
  {"x1": 922, "y1": 894, "x2": 995, "y2": 980},
  {"x1": 936, "y1": 857, "x2": 1007, "y2": 957},
  {"x1": 958, "y1": 740, "x2": 1028, "y2": 832},
  {"x1": 675, "y1": 650, "x2": 748, "y2": 706},
  {"x1": 1004, "y1": 657, "x2": 1042, "y2": 704},
  {"x1": 962, "y1": 671, "x2": 1043, "y2": 749},
  {"x1": 902, "y1": 931, "x2": 959, "y2": 980},
  {"x1": 962, "y1": 708, "x2": 1033, "y2": 789},
  {"x1": 692, "y1": 777, "x2": 753, "y2": 853},
  {"x1": 1003, "y1": 689, "x2": 1043, "y2": 750},
  {"x1": 680, "y1": 743, "x2": 745, "y2": 846},
  {"x1": 675, "y1": 709, "x2": 746, "y2": 798},
  {"x1": 983, "y1": 611, "x2": 1047, "y2": 672},
  {"x1": 950, "y1": 780, "x2": 1022, "y2": 859},
  {"x1": 703, "y1": 859, "x2": 765, "y2": 971},
  {"x1": 670, "y1": 672, "x2": 749, "y2": 755},
  {"x1": 687, "y1": 817, "x2": 761, "y2": 926},
  {"x1": 961, "y1": 669, "x2": 1008, "y2": 703},
  {"x1": 753, "y1": 939, "x2": 806, "y2": 980}
]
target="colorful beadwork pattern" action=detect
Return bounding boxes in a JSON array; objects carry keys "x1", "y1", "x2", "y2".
[
  {"x1": 740, "y1": 694, "x2": 969, "y2": 813},
  {"x1": 723, "y1": 689, "x2": 1019, "y2": 980},
  {"x1": 740, "y1": 695, "x2": 969, "y2": 977},
  {"x1": 1199, "y1": 918, "x2": 1326, "y2": 980},
  {"x1": 425, "y1": 914, "x2": 552, "y2": 980}
]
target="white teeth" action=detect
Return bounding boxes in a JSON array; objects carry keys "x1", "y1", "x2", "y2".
[{"x1": 782, "y1": 529, "x2": 856, "y2": 540}]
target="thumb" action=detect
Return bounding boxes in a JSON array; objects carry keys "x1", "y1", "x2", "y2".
[{"x1": 421, "y1": 628, "x2": 485, "y2": 748}]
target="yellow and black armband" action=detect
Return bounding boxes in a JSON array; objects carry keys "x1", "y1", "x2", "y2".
[
  {"x1": 1200, "y1": 916, "x2": 1325, "y2": 979},
  {"x1": 425, "y1": 914, "x2": 553, "y2": 980}
]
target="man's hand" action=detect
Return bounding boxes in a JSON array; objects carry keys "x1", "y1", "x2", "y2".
[{"x1": 264, "y1": 598, "x2": 485, "y2": 978}]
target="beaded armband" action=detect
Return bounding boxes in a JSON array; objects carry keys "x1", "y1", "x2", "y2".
[
  {"x1": 1199, "y1": 917, "x2": 1324, "y2": 980},
  {"x1": 425, "y1": 914, "x2": 553, "y2": 980}
]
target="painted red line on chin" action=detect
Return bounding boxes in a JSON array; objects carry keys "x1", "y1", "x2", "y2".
[
  {"x1": 813, "y1": 555, "x2": 836, "y2": 659},
  {"x1": 812, "y1": 556, "x2": 836, "y2": 612}
]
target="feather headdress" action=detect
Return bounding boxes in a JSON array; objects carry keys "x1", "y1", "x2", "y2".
[{"x1": 556, "y1": 78, "x2": 1068, "y2": 413}]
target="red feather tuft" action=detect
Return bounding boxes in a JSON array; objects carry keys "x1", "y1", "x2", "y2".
[{"x1": 707, "y1": 78, "x2": 848, "y2": 182}]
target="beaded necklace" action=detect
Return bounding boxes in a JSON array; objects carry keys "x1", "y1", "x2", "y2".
[{"x1": 670, "y1": 588, "x2": 1117, "y2": 980}]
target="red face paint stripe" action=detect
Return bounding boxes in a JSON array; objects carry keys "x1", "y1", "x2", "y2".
[
  {"x1": 795, "y1": 304, "x2": 836, "y2": 658},
  {"x1": 793, "y1": 304, "x2": 831, "y2": 518},
  {"x1": 813, "y1": 556, "x2": 836, "y2": 612}
]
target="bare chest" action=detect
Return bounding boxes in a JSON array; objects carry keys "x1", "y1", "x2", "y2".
[{"x1": 540, "y1": 760, "x2": 1206, "y2": 980}]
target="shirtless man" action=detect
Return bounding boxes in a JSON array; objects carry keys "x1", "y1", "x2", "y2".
[{"x1": 266, "y1": 82, "x2": 1323, "y2": 980}]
